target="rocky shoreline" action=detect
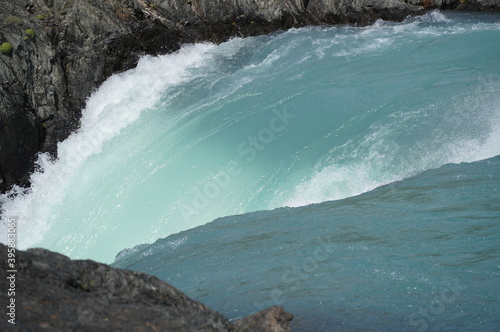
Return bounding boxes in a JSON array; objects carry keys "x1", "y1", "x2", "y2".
[
  {"x1": 0, "y1": 243, "x2": 293, "y2": 331},
  {"x1": 1, "y1": 0, "x2": 499, "y2": 193}
]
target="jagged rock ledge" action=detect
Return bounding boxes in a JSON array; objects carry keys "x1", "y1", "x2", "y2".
[
  {"x1": 0, "y1": 243, "x2": 293, "y2": 331},
  {"x1": 1, "y1": 0, "x2": 499, "y2": 193}
]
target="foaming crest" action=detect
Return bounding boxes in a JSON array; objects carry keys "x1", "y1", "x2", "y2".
[
  {"x1": 333, "y1": 37, "x2": 393, "y2": 57},
  {"x1": 283, "y1": 163, "x2": 383, "y2": 208},
  {"x1": 455, "y1": 104, "x2": 500, "y2": 163},
  {"x1": 0, "y1": 43, "x2": 217, "y2": 249},
  {"x1": 331, "y1": 11, "x2": 454, "y2": 58},
  {"x1": 282, "y1": 85, "x2": 500, "y2": 208},
  {"x1": 413, "y1": 10, "x2": 451, "y2": 23}
]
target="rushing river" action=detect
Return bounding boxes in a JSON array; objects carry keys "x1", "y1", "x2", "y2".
[{"x1": 2, "y1": 11, "x2": 499, "y2": 331}]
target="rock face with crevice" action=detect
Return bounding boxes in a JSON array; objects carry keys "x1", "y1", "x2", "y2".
[
  {"x1": 0, "y1": 0, "x2": 499, "y2": 192},
  {"x1": 0, "y1": 243, "x2": 293, "y2": 331}
]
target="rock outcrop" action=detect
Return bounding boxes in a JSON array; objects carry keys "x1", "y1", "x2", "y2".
[
  {"x1": 234, "y1": 306, "x2": 295, "y2": 332},
  {"x1": 405, "y1": 0, "x2": 500, "y2": 10},
  {"x1": 0, "y1": 243, "x2": 293, "y2": 331},
  {"x1": 0, "y1": 0, "x2": 499, "y2": 193}
]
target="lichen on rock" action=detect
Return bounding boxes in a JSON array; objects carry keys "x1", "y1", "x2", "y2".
[
  {"x1": 25, "y1": 28, "x2": 36, "y2": 39},
  {"x1": 0, "y1": 42, "x2": 13, "y2": 54}
]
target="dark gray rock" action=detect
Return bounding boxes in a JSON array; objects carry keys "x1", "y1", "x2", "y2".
[
  {"x1": 234, "y1": 306, "x2": 294, "y2": 332},
  {"x1": 307, "y1": 0, "x2": 420, "y2": 24},
  {"x1": 0, "y1": 243, "x2": 292, "y2": 331},
  {"x1": 454, "y1": 0, "x2": 500, "y2": 10},
  {"x1": 403, "y1": 0, "x2": 500, "y2": 10}
]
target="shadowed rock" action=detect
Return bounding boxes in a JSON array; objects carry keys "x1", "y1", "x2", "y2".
[
  {"x1": 0, "y1": 243, "x2": 292, "y2": 331},
  {"x1": 234, "y1": 306, "x2": 294, "y2": 332}
]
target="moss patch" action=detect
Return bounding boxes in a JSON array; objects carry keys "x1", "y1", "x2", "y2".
[
  {"x1": 0, "y1": 42, "x2": 13, "y2": 55},
  {"x1": 36, "y1": 14, "x2": 46, "y2": 20},
  {"x1": 25, "y1": 29, "x2": 36, "y2": 39}
]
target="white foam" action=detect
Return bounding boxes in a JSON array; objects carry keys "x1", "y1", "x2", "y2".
[
  {"x1": 421, "y1": 10, "x2": 451, "y2": 23},
  {"x1": 403, "y1": 10, "x2": 452, "y2": 24},
  {"x1": 0, "y1": 43, "x2": 218, "y2": 249},
  {"x1": 283, "y1": 163, "x2": 387, "y2": 208},
  {"x1": 334, "y1": 37, "x2": 393, "y2": 57},
  {"x1": 453, "y1": 105, "x2": 500, "y2": 163},
  {"x1": 282, "y1": 87, "x2": 500, "y2": 208}
]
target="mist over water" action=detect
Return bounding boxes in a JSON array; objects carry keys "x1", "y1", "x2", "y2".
[{"x1": 1, "y1": 11, "x2": 500, "y2": 266}]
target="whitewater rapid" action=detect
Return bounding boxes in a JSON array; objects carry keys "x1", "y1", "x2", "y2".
[{"x1": 1, "y1": 11, "x2": 499, "y2": 263}]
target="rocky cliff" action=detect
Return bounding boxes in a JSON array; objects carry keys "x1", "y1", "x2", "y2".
[
  {"x1": 0, "y1": 243, "x2": 293, "y2": 331},
  {"x1": 0, "y1": 0, "x2": 499, "y2": 192}
]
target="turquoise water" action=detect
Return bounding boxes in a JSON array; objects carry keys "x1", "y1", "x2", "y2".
[{"x1": 1, "y1": 10, "x2": 500, "y2": 329}]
